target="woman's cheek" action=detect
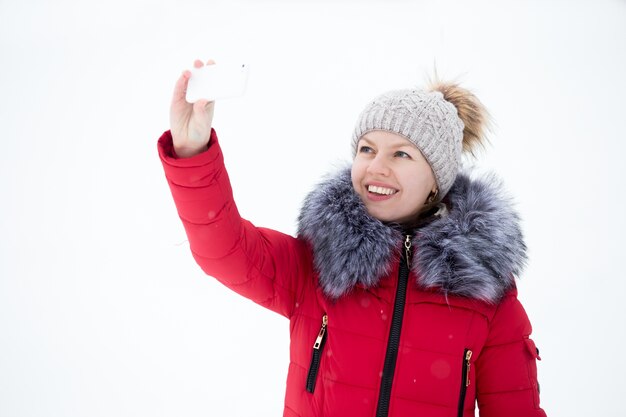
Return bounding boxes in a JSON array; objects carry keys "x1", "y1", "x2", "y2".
[{"x1": 350, "y1": 163, "x2": 363, "y2": 193}]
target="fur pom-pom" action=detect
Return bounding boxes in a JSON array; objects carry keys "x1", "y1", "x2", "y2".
[{"x1": 427, "y1": 76, "x2": 491, "y2": 157}]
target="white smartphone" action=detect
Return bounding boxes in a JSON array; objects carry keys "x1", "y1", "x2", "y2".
[{"x1": 185, "y1": 63, "x2": 249, "y2": 103}]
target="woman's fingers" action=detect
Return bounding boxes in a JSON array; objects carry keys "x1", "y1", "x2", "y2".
[
  {"x1": 174, "y1": 59, "x2": 215, "y2": 105},
  {"x1": 171, "y1": 70, "x2": 191, "y2": 105}
]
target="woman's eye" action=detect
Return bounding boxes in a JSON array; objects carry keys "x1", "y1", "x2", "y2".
[
  {"x1": 395, "y1": 151, "x2": 411, "y2": 158},
  {"x1": 359, "y1": 146, "x2": 373, "y2": 153}
]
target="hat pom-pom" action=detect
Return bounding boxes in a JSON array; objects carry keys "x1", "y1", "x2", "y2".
[{"x1": 427, "y1": 78, "x2": 491, "y2": 157}]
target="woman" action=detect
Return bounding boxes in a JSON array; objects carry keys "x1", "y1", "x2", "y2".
[{"x1": 158, "y1": 59, "x2": 547, "y2": 417}]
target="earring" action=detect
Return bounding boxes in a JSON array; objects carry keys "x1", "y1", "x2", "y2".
[{"x1": 426, "y1": 189, "x2": 438, "y2": 204}]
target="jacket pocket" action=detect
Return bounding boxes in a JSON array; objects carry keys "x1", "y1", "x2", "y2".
[
  {"x1": 457, "y1": 348, "x2": 473, "y2": 417},
  {"x1": 305, "y1": 314, "x2": 328, "y2": 393},
  {"x1": 524, "y1": 338, "x2": 542, "y2": 408}
]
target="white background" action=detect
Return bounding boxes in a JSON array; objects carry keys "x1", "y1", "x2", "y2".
[{"x1": 1, "y1": 0, "x2": 625, "y2": 416}]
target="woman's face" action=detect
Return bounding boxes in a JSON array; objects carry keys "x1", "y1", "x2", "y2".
[{"x1": 351, "y1": 130, "x2": 437, "y2": 224}]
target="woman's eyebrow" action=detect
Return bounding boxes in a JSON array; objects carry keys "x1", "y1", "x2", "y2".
[
  {"x1": 390, "y1": 141, "x2": 418, "y2": 151},
  {"x1": 360, "y1": 136, "x2": 417, "y2": 151},
  {"x1": 396, "y1": 142, "x2": 415, "y2": 149}
]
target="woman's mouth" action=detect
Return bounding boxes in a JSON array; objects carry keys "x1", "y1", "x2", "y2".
[
  {"x1": 368, "y1": 185, "x2": 397, "y2": 195},
  {"x1": 367, "y1": 184, "x2": 398, "y2": 201}
]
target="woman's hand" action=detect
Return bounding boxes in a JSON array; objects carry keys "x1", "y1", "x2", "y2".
[{"x1": 170, "y1": 59, "x2": 216, "y2": 158}]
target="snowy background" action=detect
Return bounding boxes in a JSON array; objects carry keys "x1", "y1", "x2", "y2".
[{"x1": 1, "y1": 0, "x2": 625, "y2": 416}]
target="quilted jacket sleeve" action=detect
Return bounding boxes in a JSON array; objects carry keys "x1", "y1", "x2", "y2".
[
  {"x1": 157, "y1": 129, "x2": 311, "y2": 318},
  {"x1": 476, "y1": 291, "x2": 548, "y2": 417}
]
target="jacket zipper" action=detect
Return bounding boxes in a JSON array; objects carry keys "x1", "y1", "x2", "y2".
[
  {"x1": 375, "y1": 235, "x2": 411, "y2": 417},
  {"x1": 457, "y1": 348, "x2": 473, "y2": 417},
  {"x1": 305, "y1": 314, "x2": 328, "y2": 393}
]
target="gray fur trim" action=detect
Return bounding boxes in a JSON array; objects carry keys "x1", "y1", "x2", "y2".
[
  {"x1": 413, "y1": 172, "x2": 527, "y2": 302},
  {"x1": 297, "y1": 168, "x2": 402, "y2": 298},
  {"x1": 297, "y1": 167, "x2": 527, "y2": 303}
]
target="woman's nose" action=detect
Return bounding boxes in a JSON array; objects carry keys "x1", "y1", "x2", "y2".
[{"x1": 366, "y1": 154, "x2": 390, "y2": 176}]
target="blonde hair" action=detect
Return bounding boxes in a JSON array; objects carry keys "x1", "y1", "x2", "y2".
[{"x1": 426, "y1": 73, "x2": 492, "y2": 159}]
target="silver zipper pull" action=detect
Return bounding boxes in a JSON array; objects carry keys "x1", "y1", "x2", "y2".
[{"x1": 404, "y1": 235, "x2": 412, "y2": 267}]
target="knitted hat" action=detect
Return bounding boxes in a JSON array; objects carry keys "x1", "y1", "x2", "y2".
[{"x1": 352, "y1": 84, "x2": 488, "y2": 201}]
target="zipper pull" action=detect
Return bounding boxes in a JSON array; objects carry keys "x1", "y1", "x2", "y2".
[
  {"x1": 313, "y1": 314, "x2": 328, "y2": 350},
  {"x1": 465, "y1": 350, "x2": 473, "y2": 387},
  {"x1": 404, "y1": 235, "x2": 412, "y2": 268}
]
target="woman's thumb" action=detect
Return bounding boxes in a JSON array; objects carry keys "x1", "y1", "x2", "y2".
[{"x1": 192, "y1": 99, "x2": 210, "y2": 116}]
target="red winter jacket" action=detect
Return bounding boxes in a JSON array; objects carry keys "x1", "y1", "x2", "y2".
[{"x1": 158, "y1": 130, "x2": 547, "y2": 417}]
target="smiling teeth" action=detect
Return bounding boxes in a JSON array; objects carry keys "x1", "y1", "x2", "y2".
[{"x1": 368, "y1": 185, "x2": 397, "y2": 195}]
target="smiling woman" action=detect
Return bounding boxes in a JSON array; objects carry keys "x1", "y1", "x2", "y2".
[{"x1": 158, "y1": 59, "x2": 548, "y2": 417}]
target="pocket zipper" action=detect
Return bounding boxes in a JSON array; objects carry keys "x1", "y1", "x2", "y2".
[
  {"x1": 457, "y1": 348, "x2": 473, "y2": 417},
  {"x1": 305, "y1": 314, "x2": 328, "y2": 393}
]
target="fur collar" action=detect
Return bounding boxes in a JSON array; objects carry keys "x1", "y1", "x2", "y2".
[{"x1": 297, "y1": 167, "x2": 527, "y2": 303}]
